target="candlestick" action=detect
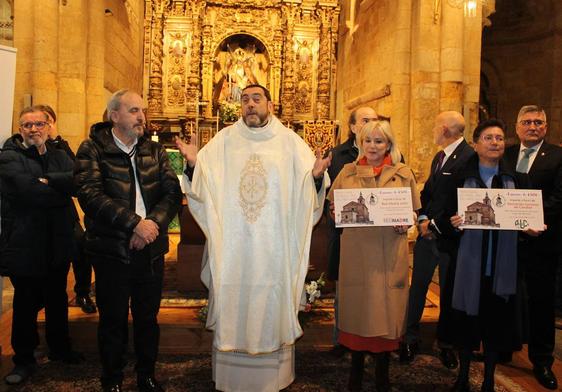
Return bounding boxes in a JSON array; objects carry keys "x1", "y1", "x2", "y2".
[{"x1": 216, "y1": 110, "x2": 220, "y2": 132}]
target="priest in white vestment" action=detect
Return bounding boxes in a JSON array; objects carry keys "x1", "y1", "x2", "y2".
[{"x1": 177, "y1": 84, "x2": 331, "y2": 391}]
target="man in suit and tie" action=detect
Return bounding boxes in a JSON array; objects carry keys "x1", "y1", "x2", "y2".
[
  {"x1": 504, "y1": 105, "x2": 562, "y2": 390},
  {"x1": 400, "y1": 111, "x2": 475, "y2": 368}
]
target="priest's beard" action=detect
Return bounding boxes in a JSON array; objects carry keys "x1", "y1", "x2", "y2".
[{"x1": 243, "y1": 112, "x2": 269, "y2": 128}]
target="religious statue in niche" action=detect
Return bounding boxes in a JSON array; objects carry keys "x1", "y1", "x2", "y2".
[
  {"x1": 213, "y1": 34, "x2": 270, "y2": 105},
  {"x1": 293, "y1": 38, "x2": 318, "y2": 114}
]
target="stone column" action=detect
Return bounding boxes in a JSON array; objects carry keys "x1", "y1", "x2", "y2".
[
  {"x1": 390, "y1": 0, "x2": 412, "y2": 163},
  {"x1": 12, "y1": 0, "x2": 34, "y2": 131},
  {"x1": 86, "y1": 0, "x2": 106, "y2": 136},
  {"x1": 409, "y1": 0, "x2": 441, "y2": 180},
  {"x1": 57, "y1": 0, "x2": 87, "y2": 150},
  {"x1": 31, "y1": 0, "x2": 58, "y2": 106},
  {"x1": 463, "y1": 2, "x2": 484, "y2": 136},
  {"x1": 440, "y1": 2, "x2": 464, "y2": 113}
]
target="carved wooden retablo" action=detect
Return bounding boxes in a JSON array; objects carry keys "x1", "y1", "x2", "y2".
[{"x1": 143, "y1": 0, "x2": 340, "y2": 150}]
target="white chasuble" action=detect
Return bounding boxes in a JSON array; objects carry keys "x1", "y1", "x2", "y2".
[{"x1": 184, "y1": 115, "x2": 328, "y2": 355}]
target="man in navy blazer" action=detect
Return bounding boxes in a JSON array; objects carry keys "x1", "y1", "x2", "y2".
[
  {"x1": 504, "y1": 105, "x2": 562, "y2": 390},
  {"x1": 400, "y1": 111, "x2": 475, "y2": 368}
]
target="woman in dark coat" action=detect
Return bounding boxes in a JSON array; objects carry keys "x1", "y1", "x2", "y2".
[{"x1": 444, "y1": 119, "x2": 536, "y2": 392}]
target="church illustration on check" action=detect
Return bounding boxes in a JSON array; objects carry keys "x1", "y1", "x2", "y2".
[
  {"x1": 339, "y1": 193, "x2": 374, "y2": 225},
  {"x1": 463, "y1": 192, "x2": 500, "y2": 227}
]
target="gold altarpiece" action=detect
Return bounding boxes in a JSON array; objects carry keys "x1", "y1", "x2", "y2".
[{"x1": 143, "y1": 0, "x2": 340, "y2": 154}]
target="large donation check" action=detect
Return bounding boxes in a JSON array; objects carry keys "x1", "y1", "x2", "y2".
[
  {"x1": 333, "y1": 188, "x2": 414, "y2": 228},
  {"x1": 457, "y1": 188, "x2": 544, "y2": 230}
]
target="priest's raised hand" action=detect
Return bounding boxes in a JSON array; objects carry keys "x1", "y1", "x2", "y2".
[
  {"x1": 175, "y1": 136, "x2": 198, "y2": 168},
  {"x1": 313, "y1": 149, "x2": 332, "y2": 179}
]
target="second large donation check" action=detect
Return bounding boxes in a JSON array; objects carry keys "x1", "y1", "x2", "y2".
[
  {"x1": 333, "y1": 187, "x2": 414, "y2": 228},
  {"x1": 457, "y1": 188, "x2": 544, "y2": 230}
]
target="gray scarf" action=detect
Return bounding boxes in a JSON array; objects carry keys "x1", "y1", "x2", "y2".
[{"x1": 452, "y1": 176, "x2": 518, "y2": 316}]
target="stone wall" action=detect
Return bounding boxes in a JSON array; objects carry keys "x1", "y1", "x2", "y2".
[
  {"x1": 11, "y1": 0, "x2": 144, "y2": 151},
  {"x1": 481, "y1": 0, "x2": 562, "y2": 145},
  {"x1": 336, "y1": 0, "x2": 490, "y2": 182}
]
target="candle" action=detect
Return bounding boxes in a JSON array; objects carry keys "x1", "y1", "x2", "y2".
[
  {"x1": 216, "y1": 110, "x2": 220, "y2": 132},
  {"x1": 151, "y1": 132, "x2": 159, "y2": 142}
]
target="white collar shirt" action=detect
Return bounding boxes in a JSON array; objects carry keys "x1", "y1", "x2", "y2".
[{"x1": 111, "y1": 129, "x2": 147, "y2": 218}]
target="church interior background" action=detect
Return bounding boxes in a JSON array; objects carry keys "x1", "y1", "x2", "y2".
[{"x1": 1, "y1": 0, "x2": 562, "y2": 336}]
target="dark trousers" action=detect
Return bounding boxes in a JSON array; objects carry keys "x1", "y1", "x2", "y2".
[
  {"x1": 71, "y1": 224, "x2": 92, "y2": 297},
  {"x1": 520, "y1": 244, "x2": 558, "y2": 368},
  {"x1": 405, "y1": 237, "x2": 454, "y2": 346},
  {"x1": 93, "y1": 251, "x2": 164, "y2": 387},
  {"x1": 9, "y1": 265, "x2": 71, "y2": 365}
]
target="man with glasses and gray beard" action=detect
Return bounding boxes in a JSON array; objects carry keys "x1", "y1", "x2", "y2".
[
  {"x1": 0, "y1": 106, "x2": 84, "y2": 385},
  {"x1": 504, "y1": 105, "x2": 562, "y2": 390}
]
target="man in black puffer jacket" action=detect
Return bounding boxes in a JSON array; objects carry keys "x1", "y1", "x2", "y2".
[
  {"x1": 75, "y1": 90, "x2": 182, "y2": 392},
  {"x1": 0, "y1": 106, "x2": 84, "y2": 386}
]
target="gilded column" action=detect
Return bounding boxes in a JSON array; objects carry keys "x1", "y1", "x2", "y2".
[
  {"x1": 316, "y1": 7, "x2": 332, "y2": 119},
  {"x1": 329, "y1": 7, "x2": 339, "y2": 119},
  {"x1": 200, "y1": 17, "x2": 213, "y2": 119},
  {"x1": 86, "y1": 0, "x2": 106, "y2": 137},
  {"x1": 148, "y1": 2, "x2": 166, "y2": 115},
  {"x1": 280, "y1": 4, "x2": 298, "y2": 120},
  {"x1": 186, "y1": 1, "x2": 203, "y2": 118},
  {"x1": 143, "y1": 0, "x2": 154, "y2": 100}
]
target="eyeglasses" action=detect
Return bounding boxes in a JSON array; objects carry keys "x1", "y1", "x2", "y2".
[
  {"x1": 519, "y1": 119, "x2": 546, "y2": 127},
  {"x1": 480, "y1": 134, "x2": 505, "y2": 143},
  {"x1": 20, "y1": 121, "x2": 49, "y2": 130}
]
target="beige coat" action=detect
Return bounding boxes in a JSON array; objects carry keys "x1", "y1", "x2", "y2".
[{"x1": 328, "y1": 162, "x2": 421, "y2": 339}]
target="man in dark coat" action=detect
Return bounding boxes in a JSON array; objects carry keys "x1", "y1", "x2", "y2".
[
  {"x1": 400, "y1": 111, "x2": 475, "y2": 369},
  {"x1": 36, "y1": 104, "x2": 97, "y2": 314},
  {"x1": 503, "y1": 105, "x2": 562, "y2": 390},
  {"x1": 75, "y1": 89, "x2": 182, "y2": 392},
  {"x1": 0, "y1": 106, "x2": 84, "y2": 385},
  {"x1": 325, "y1": 106, "x2": 377, "y2": 355}
]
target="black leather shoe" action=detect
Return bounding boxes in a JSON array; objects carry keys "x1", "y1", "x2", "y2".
[
  {"x1": 76, "y1": 295, "x2": 97, "y2": 314},
  {"x1": 439, "y1": 348, "x2": 458, "y2": 369},
  {"x1": 399, "y1": 342, "x2": 418, "y2": 363},
  {"x1": 103, "y1": 383, "x2": 122, "y2": 392},
  {"x1": 138, "y1": 375, "x2": 165, "y2": 392},
  {"x1": 533, "y1": 366, "x2": 558, "y2": 390}
]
